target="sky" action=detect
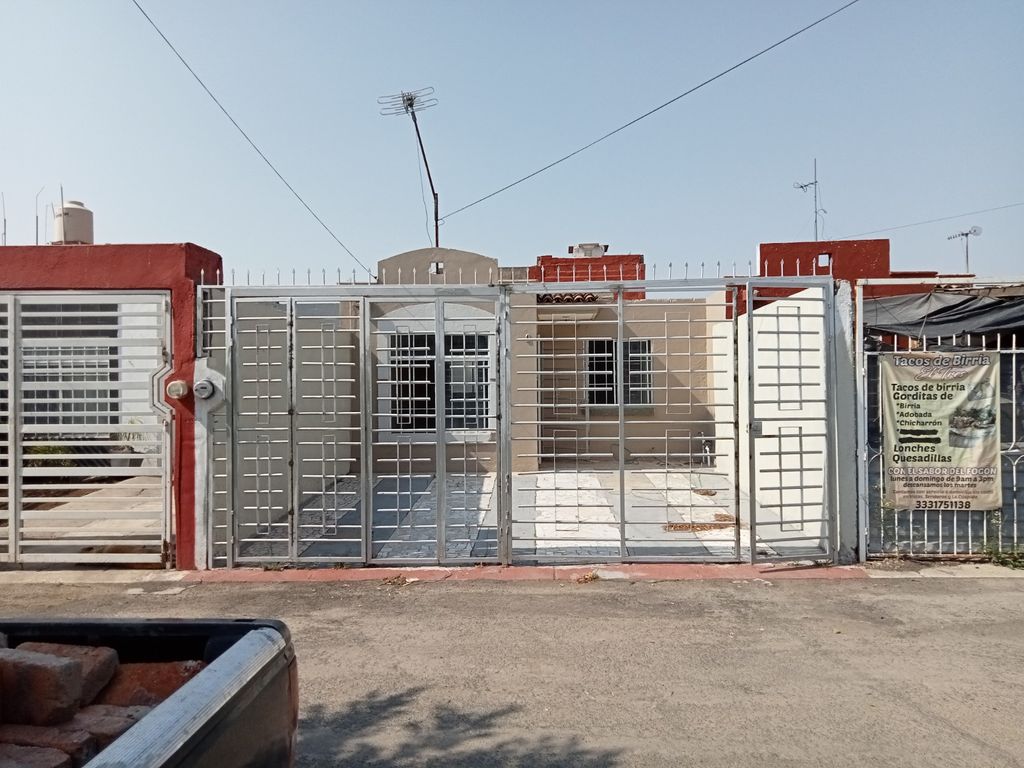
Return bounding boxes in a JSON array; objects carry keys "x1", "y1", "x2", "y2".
[{"x1": 1, "y1": 0, "x2": 1022, "y2": 280}]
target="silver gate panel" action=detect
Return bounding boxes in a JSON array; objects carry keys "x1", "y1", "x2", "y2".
[
  {"x1": 621, "y1": 286, "x2": 741, "y2": 560},
  {"x1": 744, "y1": 282, "x2": 835, "y2": 562},
  {"x1": 2, "y1": 293, "x2": 172, "y2": 564},
  {"x1": 232, "y1": 298, "x2": 292, "y2": 561},
  {"x1": 367, "y1": 297, "x2": 500, "y2": 563},
  {"x1": 292, "y1": 300, "x2": 364, "y2": 560},
  {"x1": 505, "y1": 282, "x2": 743, "y2": 562},
  {"x1": 209, "y1": 287, "x2": 501, "y2": 566}
]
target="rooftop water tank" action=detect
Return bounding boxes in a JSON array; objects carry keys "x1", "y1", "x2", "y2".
[{"x1": 52, "y1": 200, "x2": 94, "y2": 245}]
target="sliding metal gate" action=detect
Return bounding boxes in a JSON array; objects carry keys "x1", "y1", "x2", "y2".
[
  {"x1": 202, "y1": 278, "x2": 837, "y2": 567},
  {"x1": 0, "y1": 292, "x2": 172, "y2": 564}
]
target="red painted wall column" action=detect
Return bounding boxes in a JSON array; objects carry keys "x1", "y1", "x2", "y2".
[{"x1": 0, "y1": 243, "x2": 222, "y2": 569}]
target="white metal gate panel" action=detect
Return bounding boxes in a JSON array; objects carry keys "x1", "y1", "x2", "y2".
[
  {"x1": 1, "y1": 292, "x2": 172, "y2": 564},
  {"x1": 743, "y1": 281, "x2": 836, "y2": 562}
]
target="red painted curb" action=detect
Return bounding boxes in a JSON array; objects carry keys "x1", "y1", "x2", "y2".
[{"x1": 181, "y1": 563, "x2": 867, "y2": 584}]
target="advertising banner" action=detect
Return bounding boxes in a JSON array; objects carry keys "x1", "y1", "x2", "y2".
[{"x1": 881, "y1": 351, "x2": 1002, "y2": 510}]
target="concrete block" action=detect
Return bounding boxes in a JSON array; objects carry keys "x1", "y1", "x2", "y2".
[
  {"x1": 0, "y1": 649, "x2": 82, "y2": 725},
  {"x1": 17, "y1": 643, "x2": 118, "y2": 706}
]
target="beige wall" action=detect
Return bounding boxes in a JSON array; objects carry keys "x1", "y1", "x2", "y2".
[{"x1": 378, "y1": 247, "x2": 499, "y2": 286}]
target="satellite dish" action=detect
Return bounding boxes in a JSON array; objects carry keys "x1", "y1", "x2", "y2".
[{"x1": 969, "y1": 225, "x2": 983, "y2": 236}]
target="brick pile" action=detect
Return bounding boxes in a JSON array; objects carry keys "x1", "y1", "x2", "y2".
[{"x1": 0, "y1": 636, "x2": 205, "y2": 768}]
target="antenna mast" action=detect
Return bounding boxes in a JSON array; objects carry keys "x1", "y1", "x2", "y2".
[
  {"x1": 794, "y1": 158, "x2": 827, "y2": 241},
  {"x1": 1, "y1": 193, "x2": 6, "y2": 246},
  {"x1": 379, "y1": 87, "x2": 441, "y2": 247},
  {"x1": 947, "y1": 225, "x2": 982, "y2": 273},
  {"x1": 35, "y1": 186, "x2": 45, "y2": 245}
]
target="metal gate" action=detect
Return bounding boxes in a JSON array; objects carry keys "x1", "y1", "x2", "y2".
[
  {"x1": 0, "y1": 292, "x2": 172, "y2": 564},
  {"x1": 502, "y1": 278, "x2": 835, "y2": 563},
  {"x1": 204, "y1": 286, "x2": 501, "y2": 566},
  {"x1": 202, "y1": 277, "x2": 836, "y2": 567},
  {"x1": 857, "y1": 279, "x2": 1023, "y2": 558}
]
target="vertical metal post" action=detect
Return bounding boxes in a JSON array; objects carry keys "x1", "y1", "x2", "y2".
[
  {"x1": 854, "y1": 282, "x2": 868, "y2": 562},
  {"x1": 224, "y1": 290, "x2": 236, "y2": 567},
  {"x1": 823, "y1": 283, "x2": 840, "y2": 563},
  {"x1": 359, "y1": 297, "x2": 373, "y2": 563},
  {"x1": 616, "y1": 290, "x2": 627, "y2": 559},
  {"x1": 287, "y1": 299, "x2": 298, "y2": 561},
  {"x1": 8, "y1": 298, "x2": 21, "y2": 563},
  {"x1": 497, "y1": 287, "x2": 513, "y2": 565},
  {"x1": 746, "y1": 282, "x2": 758, "y2": 563},
  {"x1": 160, "y1": 295, "x2": 174, "y2": 567},
  {"x1": 731, "y1": 285, "x2": 742, "y2": 561},
  {"x1": 433, "y1": 298, "x2": 447, "y2": 562}
]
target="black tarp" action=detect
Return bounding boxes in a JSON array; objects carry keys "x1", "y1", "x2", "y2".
[{"x1": 863, "y1": 292, "x2": 1024, "y2": 338}]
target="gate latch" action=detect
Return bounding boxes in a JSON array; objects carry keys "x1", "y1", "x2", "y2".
[{"x1": 750, "y1": 420, "x2": 764, "y2": 436}]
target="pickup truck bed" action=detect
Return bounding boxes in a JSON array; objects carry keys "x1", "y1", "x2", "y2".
[{"x1": 0, "y1": 619, "x2": 297, "y2": 768}]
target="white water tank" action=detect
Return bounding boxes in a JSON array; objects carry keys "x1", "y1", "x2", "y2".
[{"x1": 52, "y1": 200, "x2": 94, "y2": 244}]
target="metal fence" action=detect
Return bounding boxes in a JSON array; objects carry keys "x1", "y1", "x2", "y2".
[
  {"x1": 199, "y1": 277, "x2": 838, "y2": 567},
  {"x1": 857, "y1": 281, "x2": 1024, "y2": 558},
  {"x1": 0, "y1": 292, "x2": 172, "y2": 564}
]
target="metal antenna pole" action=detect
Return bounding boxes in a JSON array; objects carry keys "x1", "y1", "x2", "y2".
[
  {"x1": 1, "y1": 193, "x2": 6, "y2": 246},
  {"x1": 947, "y1": 226, "x2": 982, "y2": 274},
  {"x1": 379, "y1": 87, "x2": 441, "y2": 248},
  {"x1": 794, "y1": 161, "x2": 827, "y2": 243},
  {"x1": 813, "y1": 158, "x2": 819, "y2": 241},
  {"x1": 409, "y1": 108, "x2": 439, "y2": 248},
  {"x1": 794, "y1": 159, "x2": 826, "y2": 242},
  {"x1": 35, "y1": 186, "x2": 45, "y2": 245}
]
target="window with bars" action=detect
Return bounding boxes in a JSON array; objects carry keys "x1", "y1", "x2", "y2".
[
  {"x1": 390, "y1": 333, "x2": 436, "y2": 432},
  {"x1": 388, "y1": 333, "x2": 490, "y2": 432},
  {"x1": 586, "y1": 338, "x2": 653, "y2": 406},
  {"x1": 445, "y1": 334, "x2": 489, "y2": 430}
]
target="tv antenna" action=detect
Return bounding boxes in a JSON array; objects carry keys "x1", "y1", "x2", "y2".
[
  {"x1": 35, "y1": 186, "x2": 46, "y2": 245},
  {"x1": 378, "y1": 87, "x2": 441, "y2": 248},
  {"x1": 947, "y1": 225, "x2": 982, "y2": 273},
  {"x1": 1, "y1": 193, "x2": 6, "y2": 246},
  {"x1": 794, "y1": 158, "x2": 826, "y2": 241}
]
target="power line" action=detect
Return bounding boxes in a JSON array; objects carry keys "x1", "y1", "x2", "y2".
[
  {"x1": 838, "y1": 202, "x2": 1024, "y2": 239},
  {"x1": 130, "y1": 0, "x2": 371, "y2": 276},
  {"x1": 441, "y1": 0, "x2": 863, "y2": 220}
]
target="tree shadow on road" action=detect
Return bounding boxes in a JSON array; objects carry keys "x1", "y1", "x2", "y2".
[{"x1": 298, "y1": 687, "x2": 622, "y2": 767}]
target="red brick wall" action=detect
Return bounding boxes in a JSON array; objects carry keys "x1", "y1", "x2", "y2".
[{"x1": 530, "y1": 254, "x2": 646, "y2": 299}]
